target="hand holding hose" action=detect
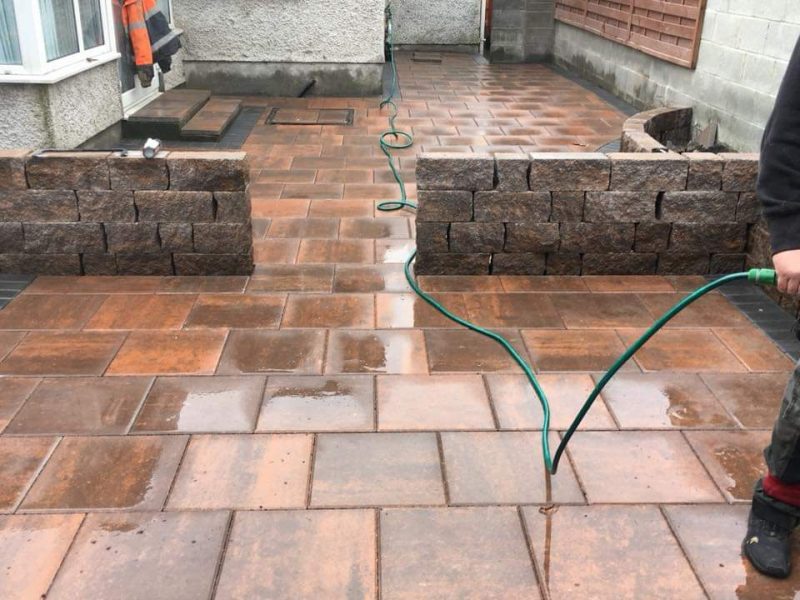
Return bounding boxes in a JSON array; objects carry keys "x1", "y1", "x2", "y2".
[{"x1": 773, "y1": 250, "x2": 800, "y2": 296}]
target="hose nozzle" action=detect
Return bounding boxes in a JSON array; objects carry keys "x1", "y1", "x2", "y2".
[{"x1": 748, "y1": 268, "x2": 778, "y2": 286}]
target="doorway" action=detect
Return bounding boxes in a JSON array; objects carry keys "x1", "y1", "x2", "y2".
[
  {"x1": 481, "y1": 0, "x2": 492, "y2": 56},
  {"x1": 113, "y1": 0, "x2": 172, "y2": 116}
]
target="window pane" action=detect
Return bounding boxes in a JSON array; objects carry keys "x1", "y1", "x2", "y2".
[
  {"x1": 156, "y1": 0, "x2": 170, "y2": 22},
  {"x1": 39, "y1": 0, "x2": 79, "y2": 61},
  {"x1": 0, "y1": 0, "x2": 21, "y2": 65},
  {"x1": 78, "y1": 0, "x2": 104, "y2": 49}
]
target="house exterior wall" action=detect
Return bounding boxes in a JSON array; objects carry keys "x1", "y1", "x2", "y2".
[
  {"x1": 172, "y1": 0, "x2": 386, "y2": 95},
  {"x1": 0, "y1": 61, "x2": 123, "y2": 151},
  {"x1": 392, "y1": 0, "x2": 481, "y2": 46},
  {"x1": 553, "y1": 0, "x2": 799, "y2": 151}
]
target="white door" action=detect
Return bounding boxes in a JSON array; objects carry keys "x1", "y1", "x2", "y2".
[{"x1": 113, "y1": 0, "x2": 172, "y2": 115}]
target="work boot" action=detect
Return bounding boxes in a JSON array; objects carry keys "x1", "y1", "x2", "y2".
[{"x1": 743, "y1": 498, "x2": 796, "y2": 579}]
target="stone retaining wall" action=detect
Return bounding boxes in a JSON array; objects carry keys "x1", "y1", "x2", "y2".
[
  {"x1": 0, "y1": 150, "x2": 253, "y2": 276},
  {"x1": 620, "y1": 107, "x2": 693, "y2": 153},
  {"x1": 415, "y1": 151, "x2": 760, "y2": 276}
]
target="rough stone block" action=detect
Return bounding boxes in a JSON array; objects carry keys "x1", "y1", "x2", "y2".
[
  {"x1": 660, "y1": 191, "x2": 739, "y2": 223},
  {"x1": 105, "y1": 223, "x2": 160, "y2": 253},
  {"x1": 193, "y1": 223, "x2": 252, "y2": 254},
  {"x1": 135, "y1": 191, "x2": 214, "y2": 222},
  {"x1": 78, "y1": 191, "x2": 135, "y2": 222},
  {"x1": 26, "y1": 152, "x2": 110, "y2": 190},
  {"x1": 494, "y1": 154, "x2": 530, "y2": 191},
  {"x1": 0, "y1": 190, "x2": 78, "y2": 222},
  {"x1": 116, "y1": 253, "x2": 174, "y2": 276},
  {"x1": 167, "y1": 151, "x2": 248, "y2": 191},
  {"x1": 529, "y1": 153, "x2": 610, "y2": 191},
  {"x1": 109, "y1": 151, "x2": 169, "y2": 190},
  {"x1": 214, "y1": 191, "x2": 252, "y2": 223},
  {"x1": 0, "y1": 150, "x2": 30, "y2": 190},
  {"x1": 669, "y1": 223, "x2": 748, "y2": 253},
  {"x1": 416, "y1": 153, "x2": 495, "y2": 191},
  {"x1": 0, "y1": 254, "x2": 81, "y2": 275},
  {"x1": 608, "y1": 153, "x2": 688, "y2": 191},
  {"x1": 505, "y1": 223, "x2": 559, "y2": 252},
  {"x1": 174, "y1": 253, "x2": 254, "y2": 276},
  {"x1": 450, "y1": 223, "x2": 505, "y2": 253},
  {"x1": 710, "y1": 253, "x2": 747, "y2": 274},
  {"x1": 82, "y1": 254, "x2": 118, "y2": 275},
  {"x1": 551, "y1": 192, "x2": 584, "y2": 222},
  {"x1": 736, "y1": 192, "x2": 762, "y2": 223},
  {"x1": 584, "y1": 192, "x2": 657, "y2": 222},
  {"x1": 473, "y1": 191, "x2": 551, "y2": 222},
  {"x1": 685, "y1": 153, "x2": 724, "y2": 190},
  {"x1": 417, "y1": 190, "x2": 473, "y2": 222},
  {"x1": 545, "y1": 252, "x2": 582, "y2": 275},
  {"x1": 720, "y1": 153, "x2": 759, "y2": 192},
  {"x1": 657, "y1": 252, "x2": 710, "y2": 275},
  {"x1": 635, "y1": 222, "x2": 671, "y2": 252},
  {"x1": 159, "y1": 223, "x2": 194, "y2": 252},
  {"x1": 416, "y1": 222, "x2": 449, "y2": 253},
  {"x1": 560, "y1": 223, "x2": 634, "y2": 253},
  {"x1": 414, "y1": 252, "x2": 491, "y2": 275},
  {"x1": 582, "y1": 253, "x2": 658, "y2": 275},
  {"x1": 23, "y1": 223, "x2": 105, "y2": 254},
  {"x1": 0, "y1": 223, "x2": 23, "y2": 252},
  {"x1": 491, "y1": 253, "x2": 546, "y2": 275}
]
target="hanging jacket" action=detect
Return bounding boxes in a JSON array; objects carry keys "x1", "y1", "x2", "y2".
[{"x1": 119, "y1": 0, "x2": 181, "y2": 87}]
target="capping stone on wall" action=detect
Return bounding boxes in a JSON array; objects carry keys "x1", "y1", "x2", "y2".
[
  {"x1": 0, "y1": 149, "x2": 253, "y2": 276},
  {"x1": 415, "y1": 151, "x2": 761, "y2": 276}
]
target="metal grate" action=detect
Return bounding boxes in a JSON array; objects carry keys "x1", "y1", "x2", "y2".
[{"x1": 266, "y1": 108, "x2": 354, "y2": 126}]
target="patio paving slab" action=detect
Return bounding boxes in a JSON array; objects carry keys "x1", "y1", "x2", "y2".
[
  {"x1": 311, "y1": 432, "x2": 445, "y2": 507},
  {"x1": 0, "y1": 332, "x2": 125, "y2": 376},
  {"x1": 523, "y1": 505, "x2": 706, "y2": 599},
  {"x1": 0, "y1": 378, "x2": 39, "y2": 433},
  {"x1": 258, "y1": 375, "x2": 374, "y2": 432},
  {"x1": 701, "y1": 372, "x2": 788, "y2": 428},
  {"x1": 0, "y1": 514, "x2": 84, "y2": 600},
  {"x1": 107, "y1": 330, "x2": 228, "y2": 375},
  {"x1": 167, "y1": 434, "x2": 312, "y2": 510},
  {"x1": 0, "y1": 437, "x2": 56, "y2": 511},
  {"x1": 566, "y1": 431, "x2": 723, "y2": 503},
  {"x1": 132, "y1": 375, "x2": 264, "y2": 433},
  {"x1": 218, "y1": 329, "x2": 326, "y2": 374},
  {"x1": 215, "y1": 509, "x2": 376, "y2": 599},
  {"x1": 22, "y1": 436, "x2": 186, "y2": 511},
  {"x1": 48, "y1": 511, "x2": 228, "y2": 600},
  {"x1": 381, "y1": 506, "x2": 540, "y2": 599},
  {"x1": 5, "y1": 376, "x2": 151, "y2": 435}
]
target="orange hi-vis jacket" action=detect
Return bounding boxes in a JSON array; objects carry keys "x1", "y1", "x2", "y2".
[{"x1": 119, "y1": 0, "x2": 181, "y2": 85}]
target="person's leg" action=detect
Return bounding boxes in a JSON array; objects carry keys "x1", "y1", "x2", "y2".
[{"x1": 745, "y1": 362, "x2": 800, "y2": 578}]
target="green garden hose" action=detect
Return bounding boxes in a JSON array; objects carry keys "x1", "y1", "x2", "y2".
[{"x1": 376, "y1": 5, "x2": 778, "y2": 474}]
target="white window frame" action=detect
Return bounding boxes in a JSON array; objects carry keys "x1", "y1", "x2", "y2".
[{"x1": 0, "y1": 0, "x2": 119, "y2": 84}]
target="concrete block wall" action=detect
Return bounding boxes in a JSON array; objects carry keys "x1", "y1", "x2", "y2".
[
  {"x1": 490, "y1": 0, "x2": 555, "y2": 62},
  {"x1": 553, "y1": 0, "x2": 799, "y2": 151},
  {"x1": 0, "y1": 150, "x2": 253, "y2": 276},
  {"x1": 415, "y1": 151, "x2": 761, "y2": 276}
]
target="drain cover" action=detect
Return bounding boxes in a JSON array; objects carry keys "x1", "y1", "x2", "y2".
[
  {"x1": 412, "y1": 52, "x2": 442, "y2": 63},
  {"x1": 267, "y1": 108, "x2": 354, "y2": 126}
]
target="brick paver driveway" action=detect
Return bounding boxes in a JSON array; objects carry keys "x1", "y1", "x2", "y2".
[{"x1": 0, "y1": 53, "x2": 796, "y2": 599}]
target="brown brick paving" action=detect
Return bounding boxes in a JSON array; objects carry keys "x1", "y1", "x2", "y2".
[{"x1": 0, "y1": 52, "x2": 796, "y2": 597}]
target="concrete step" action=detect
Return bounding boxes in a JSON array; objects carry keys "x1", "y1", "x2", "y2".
[
  {"x1": 123, "y1": 89, "x2": 211, "y2": 139},
  {"x1": 181, "y1": 97, "x2": 242, "y2": 141}
]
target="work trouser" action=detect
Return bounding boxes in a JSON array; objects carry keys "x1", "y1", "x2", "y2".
[{"x1": 754, "y1": 362, "x2": 800, "y2": 524}]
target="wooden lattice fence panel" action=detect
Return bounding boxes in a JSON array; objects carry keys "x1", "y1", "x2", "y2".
[{"x1": 555, "y1": 0, "x2": 707, "y2": 68}]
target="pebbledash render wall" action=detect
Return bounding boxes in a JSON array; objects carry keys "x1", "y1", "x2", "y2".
[
  {"x1": 0, "y1": 150, "x2": 253, "y2": 276},
  {"x1": 553, "y1": 0, "x2": 799, "y2": 151},
  {"x1": 171, "y1": 0, "x2": 385, "y2": 96},
  {"x1": 391, "y1": 0, "x2": 481, "y2": 47},
  {"x1": 414, "y1": 151, "x2": 760, "y2": 276}
]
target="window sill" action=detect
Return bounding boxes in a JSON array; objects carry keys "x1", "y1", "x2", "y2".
[{"x1": 0, "y1": 52, "x2": 121, "y2": 85}]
